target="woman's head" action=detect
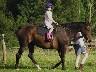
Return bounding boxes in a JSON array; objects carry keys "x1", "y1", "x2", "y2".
[
  {"x1": 45, "y1": 2, "x2": 52, "y2": 10},
  {"x1": 76, "y1": 32, "x2": 82, "y2": 37}
]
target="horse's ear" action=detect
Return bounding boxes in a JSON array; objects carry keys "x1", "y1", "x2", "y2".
[
  {"x1": 86, "y1": 22, "x2": 90, "y2": 26},
  {"x1": 85, "y1": 22, "x2": 92, "y2": 30},
  {"x1": 86, "y1": 22, "x2": 92, "y2": 26}
]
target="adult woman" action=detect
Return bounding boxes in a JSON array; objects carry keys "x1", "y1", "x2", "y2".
[{"x1": 73, "y1": 32, "x2": 88, "y2": 70}]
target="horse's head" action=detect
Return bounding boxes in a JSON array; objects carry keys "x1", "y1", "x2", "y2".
[
  {"x1": 61, "y1": 22, "x2": 93, "y2": 42},
  {"x1": 81, "y1": 24, "x2": 92, "y2": 42}
]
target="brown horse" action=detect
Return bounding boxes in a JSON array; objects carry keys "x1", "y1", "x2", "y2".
[{"x1": 15, "y1": 22, "x2": 92, "y2": 70}]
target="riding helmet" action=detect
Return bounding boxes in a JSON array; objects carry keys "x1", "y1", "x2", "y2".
[{"x1": 45, "y1": 2, "x2": 52, "y2": 8}]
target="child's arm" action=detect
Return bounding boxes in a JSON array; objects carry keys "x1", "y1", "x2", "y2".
[{"x1": 46, "y1": 11, "x2": 57, "y2": 24}]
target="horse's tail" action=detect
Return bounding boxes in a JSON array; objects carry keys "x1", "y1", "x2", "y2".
[{"x1": 15, "y1": 26, "x2": 22, "y2": 37}]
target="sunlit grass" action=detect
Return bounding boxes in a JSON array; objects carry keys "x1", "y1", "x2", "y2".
[{"x1": 0, "y1": 47, "x2": 96, "y2": 72}]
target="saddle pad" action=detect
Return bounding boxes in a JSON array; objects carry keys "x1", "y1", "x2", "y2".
[{"x1": 37, "y1": 26, "x2": 49, "y2": 36}]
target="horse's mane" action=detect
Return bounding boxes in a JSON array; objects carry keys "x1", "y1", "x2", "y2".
[{"x1": 61, "y1": 22, "x2": 88, "y2": 29}]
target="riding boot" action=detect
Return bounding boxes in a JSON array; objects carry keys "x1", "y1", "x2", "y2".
[
  {"x1": 47, "y1": 32, "x2": 52, "y2": 40},
  {"x1": 79, "y1": 64, "x2": 84, "y2": 70}
]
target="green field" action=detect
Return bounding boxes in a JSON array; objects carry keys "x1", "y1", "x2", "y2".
[{"x1": 0, "y1": 47, "x2": 96, "y2": 72}]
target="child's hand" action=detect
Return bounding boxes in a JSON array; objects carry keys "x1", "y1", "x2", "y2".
[{"x1": 55, "y1": 22, "x2": 58, "y2": 25}]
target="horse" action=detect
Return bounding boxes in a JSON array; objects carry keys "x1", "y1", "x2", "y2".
[
  {"x1": 15, "y1": 24, "x2": 69, "y2": 70},
  {"x1": 15, "y1": 22, "x2": 92, "y2": 70}
]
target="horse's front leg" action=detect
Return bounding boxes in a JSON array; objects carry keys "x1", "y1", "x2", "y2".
[
  {"x1": 51, "y1": 61, "x2": 62, "y2": 69},
  {"x1": 61, "y1": 45, "x2": 66, "y2": 70},
  {"x1": 28, "y1": 53, "x2": 41, "y2": 70},
  {"x1": 28, "y1": 44, "x2": 41, "y2": 70},
  {"x1": 51, "y1": 49, "x2": 62, "y2": 69}
]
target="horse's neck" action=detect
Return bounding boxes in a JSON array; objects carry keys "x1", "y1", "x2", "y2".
[
  {"x1": 65, "y1": 28, "x2": 71, "y2": 40},
  {"x1": 68, "y1": 33, "x2": 74, "y2": 40},
  {"x1": 65, "y1": 28, "x2": 77, "y2": 40},
  {"x1": 53, "y1": 26, "x2": 63, "y2": 35}
]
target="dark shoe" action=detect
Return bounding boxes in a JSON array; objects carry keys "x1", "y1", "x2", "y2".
[
  {"x1": 79, "y1": 64, "x2": 84, "y2": 70},
  {"x1": 75, "y1": 67, "x2": 79, "y2": 70}
]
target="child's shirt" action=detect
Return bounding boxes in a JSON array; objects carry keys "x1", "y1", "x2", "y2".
[{"x1": 45, "y1": 11, "x2": 53, "y2": 26}]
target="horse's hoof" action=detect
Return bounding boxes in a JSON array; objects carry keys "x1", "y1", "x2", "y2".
[
  {"x1": 37, "y1": 67, "x2": 41, "y2": 70},
  {"x1": 38, "y1": 68, "x2": 41, "y2": 71},
  {"x1": 51, "y1": 66, "x2": 56, "y2": 69},
  {"x1": 15, "y1": 64, "x2": 18, "y2": 69},
  {"x1": 62, "y1": 68, "x2": 65, "y2": 70},
  {"x1": 35, "y1": 64, "x2": 41, "y2": 70}
]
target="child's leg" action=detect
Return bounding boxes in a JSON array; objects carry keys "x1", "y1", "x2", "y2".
[
  {"x1": 47, "y1": 25, "x2": 53, "y2": 39},
  {"x1": 49, "y1": 25, "x2": 54, "y2": 33},
  {"x1": 49, "y1": 28, "x2": 53, "y2": 33}
]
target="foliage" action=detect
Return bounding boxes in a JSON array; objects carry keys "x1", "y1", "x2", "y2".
[
  {"x1": 0, "y1": 0, "x2": 96, "y2": 47},
  {"x1": 17, "y1": 0, "x2": 45, "y2": 24},
  {"x1": 62, "y1": 0, "x2": 85, "y2": 22}
]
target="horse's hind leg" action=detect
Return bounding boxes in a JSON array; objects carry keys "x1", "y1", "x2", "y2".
[
  {"x1": 51, "y1": 49, "x2": 62, "y2": 69},
  {"x1": 28, "y1": 43, "x2": 41, "y2": 70},
  {"x1": 15, "y1": 45, "x2": 25, "y2": 69}
]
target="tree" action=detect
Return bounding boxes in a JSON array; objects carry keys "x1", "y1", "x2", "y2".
[
  {"x1": 6, "y1": 0, "x2": 24, "y2": 18},
  {"x1": 0, "y1": 0, "x2": 14, "y2": 34},
  {"x1": 62, "y1": 0, "x2": 86, "y2": 22},
  {"x1": 17, "y1": 0, "x2": 45, "y2": 25}
]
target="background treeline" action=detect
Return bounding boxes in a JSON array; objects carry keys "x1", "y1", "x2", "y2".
[{"x1": 0, "y1": 0, "x2": 96, "y2": 47}]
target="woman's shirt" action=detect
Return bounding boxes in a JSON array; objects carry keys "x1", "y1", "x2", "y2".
[
  {"x1": 74, "y1": 32, "x2": 84, "y2": 47},
  {"x1": 74, "y1": 37, "x2": 84, "y2": 47}
]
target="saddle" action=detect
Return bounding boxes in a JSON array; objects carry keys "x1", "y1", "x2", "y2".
[
  {"x1": 37, "y1": 26, "x2": 53, "y2": 42},
  {"x1": 37, "y1": 26, "x2": 49, "y2": 36}
]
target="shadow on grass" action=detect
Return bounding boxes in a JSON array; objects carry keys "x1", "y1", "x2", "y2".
[
  {"x1": 0, "y1": 64, "x2": 15, "y2": 69},
  {"x1": 0, "y1": 64, "x2": 78, "y2": 71},
  {"x1": 0, "y1": 64, "x2": 53, "y2": 70}
]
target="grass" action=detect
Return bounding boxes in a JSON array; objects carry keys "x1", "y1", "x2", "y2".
[{"x1": 0, "y1": 47, "x2": 96, "y2": 72}]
